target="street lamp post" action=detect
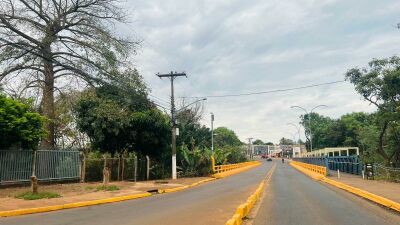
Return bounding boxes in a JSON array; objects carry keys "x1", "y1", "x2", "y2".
[
  {"x1": 290, "y1": 105, "x2": 327, "y2": 151},
  {"x1": 287, "y1": 123, "x2": 301, "y2": 145},
  {"x1": 211, "y1": 112, "x2": 214, "y2": 154},
  {"x1": 285, "y1": 132, "x2": 297, "y2": 145}
]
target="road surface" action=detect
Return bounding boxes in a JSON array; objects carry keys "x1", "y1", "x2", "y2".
[
  {"x1": 251, "y1": 161, "x2": 400, "y2": 225},
  {"x1": 0, "y1": 161, "x2": 273, "y2": 225},
  {"x1": 2, "y1": 160, "x2": 400, "y2": 225}
]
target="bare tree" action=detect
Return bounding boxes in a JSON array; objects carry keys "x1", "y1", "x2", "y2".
[
  {"x1": 0, "y1": 0, "x2": 138, "y2": 148},
  {"x1": 176, "y1": 98, "x2": 205, "y2": 125}
]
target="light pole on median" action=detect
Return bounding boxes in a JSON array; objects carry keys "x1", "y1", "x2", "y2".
[
  {"x1": 287, "y1": 123, "x2": 301, "y2": 145},
  {"x1": 285, "y1": 132, "x2": 297, "y2": 145},
  {"x1": 290, "y1": 105, "x2": 327, "y2": 152}
]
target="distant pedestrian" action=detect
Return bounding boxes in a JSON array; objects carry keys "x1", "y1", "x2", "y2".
[{"x1": 282, "y1": 158, "x2": 285, "y2": 163}]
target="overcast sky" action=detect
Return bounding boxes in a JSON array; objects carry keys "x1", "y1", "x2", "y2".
[{"x1": 120, "y1": 0, "x2": 400, "y2": 143}]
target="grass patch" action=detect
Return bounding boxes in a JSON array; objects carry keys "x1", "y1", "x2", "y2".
[
  {"x1": 85, "y1": 186, "x2": 95, "y2": 190},
  {"x1": 15, "y1": 191, "x2": 61, "y2": 200},
  {"x1": 96, "y1": 185, "x2": 120, "y2": 191}
]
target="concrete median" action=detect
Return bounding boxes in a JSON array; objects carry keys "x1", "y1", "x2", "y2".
[{"x1": 225, "y1": 164, "x2": 276, "y2": 225}]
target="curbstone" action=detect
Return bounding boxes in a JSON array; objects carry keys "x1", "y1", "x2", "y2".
[{"x1": 0, "y1": 192, "x2": 152, "y2": 217}]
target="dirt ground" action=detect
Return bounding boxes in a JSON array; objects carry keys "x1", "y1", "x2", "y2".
[{"x1": 0, "y1": 177, "x2": 209, "y2": 211}]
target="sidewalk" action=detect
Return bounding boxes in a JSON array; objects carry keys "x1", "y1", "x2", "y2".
[
  {"x1": 0, "y1": 177, "x2": 208, "y2": 212},
  {"x1": 328, "y1": 171, "x2": 400, "y2": 203}
]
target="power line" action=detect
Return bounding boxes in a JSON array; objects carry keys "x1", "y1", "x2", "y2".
[
  {"x1": 179, "y1": 80, "x2": 346, "y2": 99},
  {"x1": 149, "y1": 94, "x2": 171, "y2": 105},
  {"x1": 152, "y1": 100, "x2": 170, "y2": 109}
]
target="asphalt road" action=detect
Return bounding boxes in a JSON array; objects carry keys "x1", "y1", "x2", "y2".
[
  {"x1": 251, "y1": 161, "x2": 400, "y2": 225},
  {"x1": 0, "y1": 161, "x2": 274, "y2": 225}
]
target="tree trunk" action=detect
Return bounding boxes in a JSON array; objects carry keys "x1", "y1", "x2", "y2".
[
  {"x1": 41, "y1": 59, "x2": 55, "y2": 149},
  {"x1": 377, "y1": 121, "x2": 390, "y2": 165}
]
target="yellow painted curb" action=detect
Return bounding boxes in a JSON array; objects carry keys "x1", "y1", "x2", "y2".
[
  {"x1": 225, "y1": 164, "x2": 276, "y2": 225},
  {"x1": 158, "y1": 177, "x2": 217, "y2": 194},
  {"x1": 212, "y1": 162, "x2": 262, "y2": 179},
  {"x1": 0, "y1": 164, "x2": 253, "y2": 218},
  {"x1": 0, "y1": 192, "x2": 152, "y2": 217},
  {"x1": 289, "y1": 162, "x2": 400, "y2": 213}
]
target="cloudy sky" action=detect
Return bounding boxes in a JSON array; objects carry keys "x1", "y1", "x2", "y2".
[{"x1": 120, "y1": 0, "x2": 400, "y2": 143}]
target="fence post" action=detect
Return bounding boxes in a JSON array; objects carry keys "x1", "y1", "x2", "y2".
[
  {"x1": 146, "y1": 155, "x2": 150, "y2": 180},
  {"x1": 116, "y1": 153, "x2": 120, "y2": 181},
  {"x1": 324, "y1": 157, "x2": 329, "y2": 176},
  {"x1": 31, "y1": 150, "x2": 38, "y2": 194},
  {"x1": 121, "y1": 155, "x2": 125, "y2": 181},
  {"x1": 80, "y1": 153, "x2": 86, "y2": 183},
  {"x1": 134, "y1": 154, "x2": 137, "y2": 182},
  {"x1": 103, "y1": 155, "x2": 110, "y2": 186}
]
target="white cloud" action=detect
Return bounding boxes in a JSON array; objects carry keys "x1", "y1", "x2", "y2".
[{"x1": 124, "y1": 0, "x2": 400, "y2": 143}]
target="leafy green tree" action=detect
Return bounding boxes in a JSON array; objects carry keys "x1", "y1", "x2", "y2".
[
  {"x1": 279, "y1": 137, "x2": 294, "y2": 145},
  {"x1": 252, "y1": 139, "x2": 264, "y2": 145},
  {"x1": 175, "y1": 104, "x2": 211, "y2": 150},
  {"x1": 346, "y1": 56, "x2": 400, "y2": 166},
  {"x1": 300, "y1": 112, "x2": 335, "y2": 150},
  {"x1": 0, "y1": 95, "x2": 45, "y2": 149},
  {"x1": 265, "y1": 142, "x2": 274, "y2": 145},
  {"x1": 213, "y1": 127, "x2": 242, "y2": 147},
  {"x1": 54, "y1": 91, "x2": 90, "y2": 149},
  {"x1": 339, "y1": 112, "x2": 371, "y2": 147},
  {"x1": 74, "y1": 73, "x2": 171, "y2": 159}
]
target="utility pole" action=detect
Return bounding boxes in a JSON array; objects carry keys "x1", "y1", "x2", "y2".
[
  {"x1": 247, "y1": 138, "x2": 253, "y2": 159},
  {"x1": 211, "y1": 112, "x2": 214, "y2": 154},
  {"x1": 157, "y1": 71, "x2": 187, "y2": 180}
]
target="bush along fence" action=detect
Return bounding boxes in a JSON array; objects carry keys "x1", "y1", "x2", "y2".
[
  {"x1": 0, "y1": 150, "x2": 155, "y2": 186},
  {"x1": 81, "y1": 153, "x2": 152, "y2": 183},
  {"x1": 373, "y1": 163, "x2": 400, "y2": 183}
]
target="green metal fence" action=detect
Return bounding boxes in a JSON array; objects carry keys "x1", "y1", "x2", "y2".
[{"x1": 0, "y1": 150, "x2": 80, "y2": 185}]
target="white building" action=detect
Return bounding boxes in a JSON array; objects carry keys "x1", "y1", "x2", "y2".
[{"x1": 300, "y1": 147, "x2": 359, "y2": 158}]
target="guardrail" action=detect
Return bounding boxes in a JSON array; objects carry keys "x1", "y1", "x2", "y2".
[
  {"x1": 293, "y1": 156, "x2": 362, "y2": 175},
  {"x1": 210, "y1": 156, "x2": 259, "y2": 173},
  {"x1": 291, "y1": 161, "x2": 327, "y2": 176}
]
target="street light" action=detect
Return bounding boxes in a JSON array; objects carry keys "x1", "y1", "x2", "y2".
[
  {"x1": 176, "y1": 98, "x2": 207, "y2": 114},
  {"x1": 290, "y1": 105, "x2": 327, "y2": 151},
  {"x1": 211, "y1": 112, "x2": 214, "y2": 154},
  {"x1": 287, "y1": 123, "x2": 301, "y2": 145},
  {"x1": 284, "y1": 132, "x2": 297, "y2": 145}
]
